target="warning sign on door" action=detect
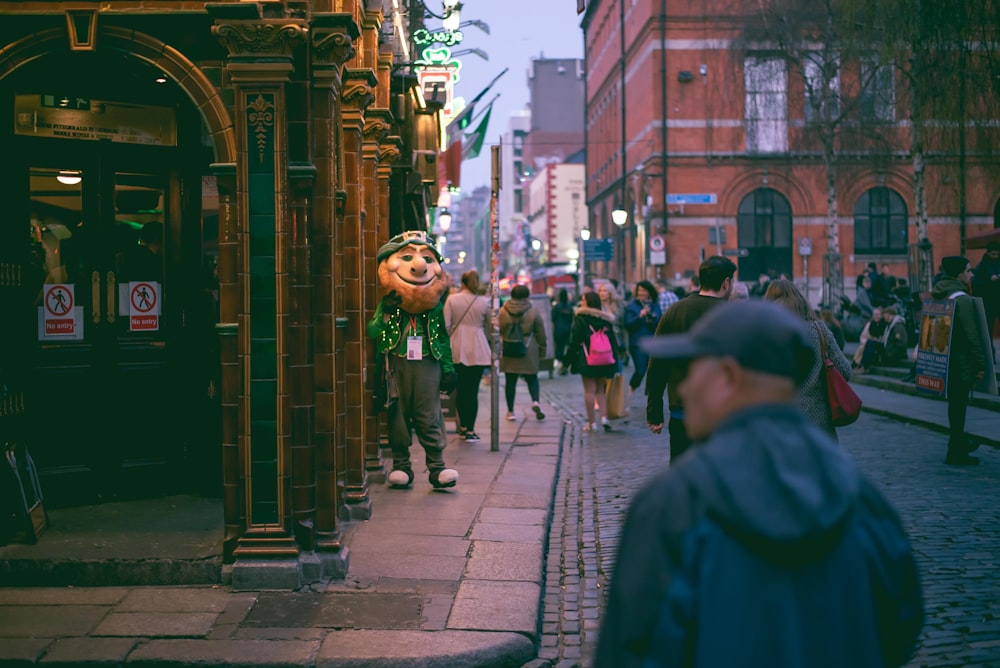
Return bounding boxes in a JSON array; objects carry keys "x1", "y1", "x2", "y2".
[
  {"x1": 43, "y1": 284, "x2": 76, "y2": 336},
  {"x1": 129, "y1": 281, "x2": 160, "y2": 331}
]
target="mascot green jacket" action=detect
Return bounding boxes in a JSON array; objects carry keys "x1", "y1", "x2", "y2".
[{"x1": 367, "y1": 230, "x2": 458, "y2": 491}]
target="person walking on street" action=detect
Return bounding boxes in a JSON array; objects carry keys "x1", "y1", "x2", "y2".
[
  {"x1": 499, "y1": 285, "x2": 547, "y2": 422},
  {"x1": 598, "y1": 282, "x2": 627, "y2": 367},
  {"x1": 598, "y1": 301, "x2": 923, "y2": 668},
  {"x1": 646, "y1": 255, "x2": 736, "y2": 461},
  {"x1": 444, "y1": 270, "x2": 492, "y2": 442},
  {"x1": 624, "y1": 280, "x2": 662, "y2": 395},
  {"x1": 764, "y1": 279, "x2": 852, "y2": 439},
  {"x1": 567, "y1": 291, "x2": 620, "y2": 431},
  {"x1": 552, "y1": 288, "x2": 576, "y2": 375},
  {"x1": 932, "y1": 256, "x2": 989, "y2": 465},
  {"x1": 972, "y1": 241, "x2": 1000, "y2": 340}
]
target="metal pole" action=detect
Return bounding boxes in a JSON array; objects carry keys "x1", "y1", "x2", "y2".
[
  {"x1": 490, "y1": 144, "x2": 502, "y2": 452},
  {"x1": 578, "y1": 237, "x2": 585, "y2": 296}
]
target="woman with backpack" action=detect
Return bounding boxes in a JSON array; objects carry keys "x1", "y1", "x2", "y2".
[
  {"x1": 567, "y1": 291, "x2": 620, "y2": 432},
  {"x1": 499, "y1": 285, "x2": 547, "y2": 421}
]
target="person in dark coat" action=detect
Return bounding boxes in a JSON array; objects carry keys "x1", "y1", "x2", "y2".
[
  {"x1": 596, "y1": 301, "x2": 923, "y2": 668},
  {"x1": 646, "y1": 255, "x2": 736, "y2": 461},
  {"x1": 566, "y1": 291, "x2": 620, "y2": 432},
  {"x1": 499, "y1": 285, "x2": 548, "y2": 421},
  {"x1": 931, "y1": 256, "x2": 989, "y2": 465},
  {"x1": 623, "y1": 280, "x2": 662, "y2": 393},
  {"x1": 972, "y1": 241, "x2": 1000, "y2": 339},
  {"x1": 551, "y1": 288, "x2": 575, "y2": 375}
]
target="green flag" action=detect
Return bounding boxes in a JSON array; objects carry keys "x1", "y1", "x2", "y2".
[{"x1": 462, "y1": 103, "x2": 492, "y2": 161}]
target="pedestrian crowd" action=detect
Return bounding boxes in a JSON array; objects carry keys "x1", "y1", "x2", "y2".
[{"x1": 380, "y1": 240, "x2": 998, "y2": 666}]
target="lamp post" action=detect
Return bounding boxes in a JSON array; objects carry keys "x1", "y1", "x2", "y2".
[
  {"x1": 612, "y1": 208, "x2": 628, "y2": 287},
  {"x1": 579, "y1": 228, "x2": 590, "y2": 296},
  {"x1": 438, "y1": 208, "x2": 452, "y2": 233}
]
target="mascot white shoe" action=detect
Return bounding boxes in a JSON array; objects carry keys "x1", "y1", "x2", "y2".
[{"x1": 368, "y1": 230, "x2": 459, "y2": 491}]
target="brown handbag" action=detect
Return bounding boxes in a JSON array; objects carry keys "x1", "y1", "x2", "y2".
[{"x1": 817, "y1": 322, "x2": 862, "y2": 427}]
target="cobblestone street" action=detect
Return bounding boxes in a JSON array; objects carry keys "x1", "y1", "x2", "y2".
[{"x1": 536, "y1": 373, "x2": 1000, "y2": 668}]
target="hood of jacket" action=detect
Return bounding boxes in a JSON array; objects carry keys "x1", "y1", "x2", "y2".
[
  {"x1": 931, "y1": 277, "x2": 969, "y2": 300},
  {"x1": 504, "y1": 298, "x2": 532, "y2": 316},
  {"x1": 575, "y1": 306, "x2": 614, "y2": 323},
  {"x1": 673, "y1": 404, "x2": 861, "y2": 564}
]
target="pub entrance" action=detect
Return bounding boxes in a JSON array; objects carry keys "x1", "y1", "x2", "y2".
[{"x1": 0, "y1": 52, "x2": 220, "y2": 507}]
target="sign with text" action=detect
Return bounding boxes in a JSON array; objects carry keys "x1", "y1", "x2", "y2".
[
  {"x1": 128, "y1": 281, "x2": 160, "y2": 332},
  {"x1": 14, "y1": 95, "x2": 177, "y2": 146},
  {"x1": 914, "y1": 299, "x2": 954, "y2": 397},
  {"x1": 42, "y1": 284, "x2": 75, "y2": 336},
  {"x1": 916, "y1": 296, "x2": 998, "y2": 397},
  {"x1": 583, "y1": 238, "x2": 614, "y2": 262},
  {"x1": 666, "y1": 193, "x2": 717, "y2": 205}
]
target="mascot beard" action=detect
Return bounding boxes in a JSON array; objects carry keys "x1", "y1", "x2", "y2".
[{"x1": 377, "y1": 242, "x2": 447, "y2": 313}]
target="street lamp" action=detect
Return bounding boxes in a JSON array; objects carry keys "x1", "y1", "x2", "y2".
[
  {"x1": 580, "y1": 228, "x2": 591, "y2": 241},
  {"x1": 438, "y1": 209, "x2": 452, "y2": 232},
  {"x1": 578, "y1": 228, "x2": 590, "y2": 296},
  {"x1": 611, "y1": 209, "x2": 629, "y2": 286}
]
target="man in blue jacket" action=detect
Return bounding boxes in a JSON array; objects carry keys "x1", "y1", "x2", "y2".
[{"x1": 596, "y1": 301, "x2": 923, "y2": 668}]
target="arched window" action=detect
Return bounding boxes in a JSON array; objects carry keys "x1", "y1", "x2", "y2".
[
  {"x1": 853, "y1": 187, "x2": 907, "y2": 255},
  {"x1": 737, "y1": 188, "x2": 793, "y2": 280}
]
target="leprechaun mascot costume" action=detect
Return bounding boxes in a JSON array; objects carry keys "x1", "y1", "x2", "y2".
[{"x1": 368, "y1": 231, "x2": 459, "y2": 490}]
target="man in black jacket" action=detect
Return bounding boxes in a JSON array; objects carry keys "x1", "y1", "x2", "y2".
[{"x1": 646, "y1": 255, "x2": 735, "y2": 461}]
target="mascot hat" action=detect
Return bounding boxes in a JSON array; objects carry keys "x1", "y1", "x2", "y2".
[{"x1": 377, "y1": 230, "x2": 443, "y2": 263}]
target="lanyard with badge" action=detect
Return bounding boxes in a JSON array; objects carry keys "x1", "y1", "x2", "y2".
[{"x1": 406, "y1": 316, "x2": 423, "y2": 360}]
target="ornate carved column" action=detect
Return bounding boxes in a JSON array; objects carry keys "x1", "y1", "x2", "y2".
[
  {"x1": 340, "y1": 68, "x2": 377, "y2": 519},
  {"x1": 209, "y1": 7, "x2": 307, "y2": 589},
  {"x1": 362, "y1": 108, "x2": 392, "y2": 479},
  {"x1": 211, "y1": 163, "x2": 241, "y2": 563},
  {"x1": 309, "y1": 12, "x2": 358, "y2": 577}
]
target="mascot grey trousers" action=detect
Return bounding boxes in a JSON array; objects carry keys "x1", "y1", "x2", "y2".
[{"x1": 387, "y1": 355, "x2": 447, "y2": 473}]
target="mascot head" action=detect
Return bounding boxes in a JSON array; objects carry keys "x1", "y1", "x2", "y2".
[{"x1": 377, "y1": 230, "x2": 446, "y2": 313}]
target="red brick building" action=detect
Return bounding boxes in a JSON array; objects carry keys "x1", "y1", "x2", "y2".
[{"x1": 581, "y1": 0, "x2": 1000, "y2": 304}]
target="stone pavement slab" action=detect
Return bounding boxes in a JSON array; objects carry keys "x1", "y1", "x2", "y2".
[
  {"x1": 315, "y1": 629, "x2": 534, "y2": 668},
  {"x1": 448, "y1": 580, "x2": 541, "y2": 633}
]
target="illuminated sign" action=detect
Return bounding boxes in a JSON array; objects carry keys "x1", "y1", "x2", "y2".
[{"x1": 413, "y1": 28, "x2": 464, "y2": 47}]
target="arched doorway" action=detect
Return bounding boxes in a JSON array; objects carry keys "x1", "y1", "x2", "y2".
[
  {"x1": 736, "y1": 188, "x2": 793, "y2": 282},
  {"x1": 0, "y1": 48, "x2": 219, "y2": 506}
]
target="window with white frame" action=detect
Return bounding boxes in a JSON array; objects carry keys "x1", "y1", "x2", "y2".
[
  {"x1": 860, "y1": 57, "x2": 895, "y2": 122},
  {"x1": 745, "y1": 57, "x2": 788, "y2": 153},
  {"x1": 804, "y1": 53, "x2": 841, "y2": 123}
]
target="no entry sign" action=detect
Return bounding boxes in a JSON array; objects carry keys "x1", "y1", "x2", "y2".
[
  {"x1": 43, "y1": 284, "x2": 76, "y2": 336},
  {"x1": 129, "y1": 281, "x2": 160, "y2": 331}
]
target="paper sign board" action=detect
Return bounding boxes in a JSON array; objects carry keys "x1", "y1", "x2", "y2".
[
  {"x1": 128, "y1": 281, "x2": 160, "y2": 332},
  {"x1": 42, "y1": 284, "x2": 75, "y2": 337}
]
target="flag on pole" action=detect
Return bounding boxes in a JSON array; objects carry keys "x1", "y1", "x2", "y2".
[
  {"x1": 447, "y1": 67, "x2": 508, "y2": 140},
  {"x1": 462, "y1": 101, "x2": 493, "y2": 161}
]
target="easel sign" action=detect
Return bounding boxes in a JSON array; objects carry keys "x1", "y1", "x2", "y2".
[{"x1": 914, "y1": 299, "x2": 954, "y2": 397}]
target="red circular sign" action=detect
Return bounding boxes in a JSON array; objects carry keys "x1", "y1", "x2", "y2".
[
  {"x1": 130, "y1": 283, "x2": 157, "y2": 313},
  {"x1": 44, "y1": 285, "x2": 74, "y2": 316}
]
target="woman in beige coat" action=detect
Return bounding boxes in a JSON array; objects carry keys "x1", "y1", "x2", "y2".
[
  {"x1": 499, "y1": 284, "x2": 548, "y2": 421},
  {"x1": 444, "y1": 271, "x2": 493, "y2": 442}
]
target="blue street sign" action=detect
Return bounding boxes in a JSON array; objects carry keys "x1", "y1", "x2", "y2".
[
  {"x1": 582, "y1": 238, "x2": 614, "y2": 262},
  {"x1": 666, "y1": 193, "x2": 717, "y2": 205}
]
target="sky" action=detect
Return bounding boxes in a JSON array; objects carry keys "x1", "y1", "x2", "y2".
[{"x1": 434, "y1": 1, "x2": 585, "y2": 191}]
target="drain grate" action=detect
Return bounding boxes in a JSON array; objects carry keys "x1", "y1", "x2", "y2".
[{"x1": 244, "y1": 592, "x2": 423, "y2": 629}]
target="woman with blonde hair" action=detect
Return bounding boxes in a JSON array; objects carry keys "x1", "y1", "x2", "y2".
[
  {"x1": 764, "y1": 279, "x2": 852, "y2": 437},
  {"x1": 444, "y1": 270, "x2": 492, "y2": 441}
]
